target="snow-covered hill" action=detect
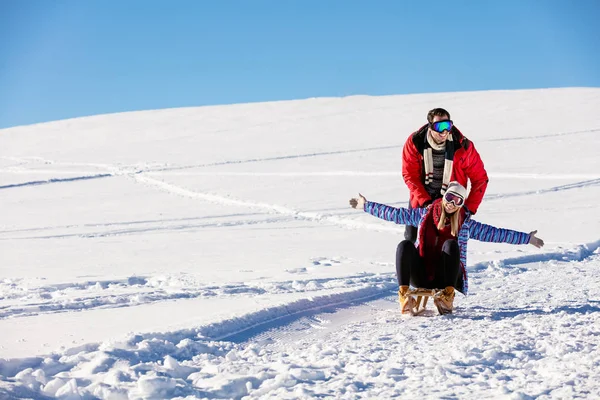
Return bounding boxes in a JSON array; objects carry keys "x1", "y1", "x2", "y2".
[{"x1": 1, "y1": 88, "x2": 599, "y2": 399}]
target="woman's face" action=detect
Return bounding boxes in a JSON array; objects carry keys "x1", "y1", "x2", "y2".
[{"x1": 443, "y1": 200, "x2": 460, "y2": 214}]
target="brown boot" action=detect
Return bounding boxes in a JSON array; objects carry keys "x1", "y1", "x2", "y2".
[
  {"x1": 434, "y1": 286, "x2": 455, "y2": 315},
  {"x1": 398, "y1": 285, "x2": 416, "y2": 315}
]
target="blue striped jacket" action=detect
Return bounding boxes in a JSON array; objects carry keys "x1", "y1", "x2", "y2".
[{"x1": 364, "y1": 202, "x2": 531, "y2": 294}]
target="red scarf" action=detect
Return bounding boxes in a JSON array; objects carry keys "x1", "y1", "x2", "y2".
[{"x1": 418, "y1": 199, "x2": 465, "y2": 280}]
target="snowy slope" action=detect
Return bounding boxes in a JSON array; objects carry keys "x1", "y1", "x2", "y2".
[{"x1": 1, "y1": 88, "x2": 600, "y2": 399}]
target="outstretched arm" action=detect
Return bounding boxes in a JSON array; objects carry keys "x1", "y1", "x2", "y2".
[
  {"x1": 468, "y1": 220, "x2": 544, "y2": 248},
  {"x1": 349, "y1": 194, "x2": 425, "y2": 227}
]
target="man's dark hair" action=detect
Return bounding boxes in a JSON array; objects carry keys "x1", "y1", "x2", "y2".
[{"x1": 427, "y1": 108, "x2": 451, "y2": 123}]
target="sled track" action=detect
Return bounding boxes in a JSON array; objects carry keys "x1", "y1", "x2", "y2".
[
  {"x1": 483, "y1": 127, "x2": 600, "y2": 142},
  {"x1": 0, "y1": 285, "x2": 397, "y2": 373},
  {"x1": 133, "y1": 174, "x2": 402, "y2": 233},
  {"x1": 147, "y1": 144, "x2": 403, "y2": 172},
  {"x1": 2, "y1": 241, "x2": 597, "y2": 321},
  {"x1": 0, "y1": 173, "x2": 113, "y2": 190},
  {"x1": 0, "y1": 212, "x2": 260, "y2": 235},
  {"x1": 484, "y1": 178, "x2": 600, "y2": 201},
  {"x1": 0, "y1": 215, "x2": 296, "y2": 240},
  {"x1": 0, "y1": 273, "x2": 398, "y2": 320}
]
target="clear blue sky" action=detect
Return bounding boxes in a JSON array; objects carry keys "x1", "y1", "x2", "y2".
[{"x1": 1, "y1": 0, "x2": 599, "y2": 128}]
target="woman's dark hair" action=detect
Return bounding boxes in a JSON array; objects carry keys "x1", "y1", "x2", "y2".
[{"x1": 427, "y1": 108, "x2": 451, "y2": 123}]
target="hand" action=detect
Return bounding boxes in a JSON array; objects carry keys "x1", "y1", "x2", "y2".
[
  {"x1": 349, "y1": 193, "x2": 367, "y2": 209},
  {"x1": 529, "y1": 230, "x2": 544, "y2": 248}
]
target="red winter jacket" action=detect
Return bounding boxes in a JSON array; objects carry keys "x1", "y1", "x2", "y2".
[{"x1": 402, "y1": 124, "x2": 488, "y2": 214}]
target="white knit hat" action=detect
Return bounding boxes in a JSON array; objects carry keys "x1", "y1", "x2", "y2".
[{"x1": 446, "y1": 181, "x2": 467, "y2": 199}]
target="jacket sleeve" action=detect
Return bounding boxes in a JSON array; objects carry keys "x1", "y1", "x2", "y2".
[
  {"x1": 364, "y1": 201, "x2": 425, "y2": 227},
  {"x1": 463, "y1": 142, "x2": 488, "y2": 214},
  {"x1": 402, "y1": 136, "x2": 431, "y2": 207},
  {"x1": 468, "y1": 220, "x2": 531, "y2": 244}
]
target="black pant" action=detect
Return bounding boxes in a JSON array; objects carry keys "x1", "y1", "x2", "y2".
[{"x1": 396, "y1": 239, "x2": 460, "y2": 289}]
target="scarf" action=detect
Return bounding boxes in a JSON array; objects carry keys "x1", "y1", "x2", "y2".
[
  {"x1": 418, "y1": 199, "x2": 465, "y2": 281},
  {"x1": 423, "y1": 130, "x2": 455, "y2": 195}
]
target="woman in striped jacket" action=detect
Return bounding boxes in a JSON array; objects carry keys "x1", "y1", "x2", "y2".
[{"x1": 349, "y1": 181, "x2": 544, "y2": 315}]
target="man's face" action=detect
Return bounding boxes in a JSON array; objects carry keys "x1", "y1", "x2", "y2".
[{"x1": 428, "y1": 114, "x2": 451, "y2": 145}]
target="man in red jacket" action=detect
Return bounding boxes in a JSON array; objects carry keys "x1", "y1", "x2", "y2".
[{"x1": 402, "y1": 108, "x2": 488, "y2": 242}]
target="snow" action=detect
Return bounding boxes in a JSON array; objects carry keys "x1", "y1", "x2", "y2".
[{"x1": 1, "y1": 87, "x2": 600, "y2": 399}]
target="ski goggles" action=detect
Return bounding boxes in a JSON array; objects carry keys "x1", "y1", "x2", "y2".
[
  {"x1": 430, "y1": 120, "x2": 453, "y2": 133},
  {"x1": 444, "y1": 191, "x2": 465, "y2": 207}
]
